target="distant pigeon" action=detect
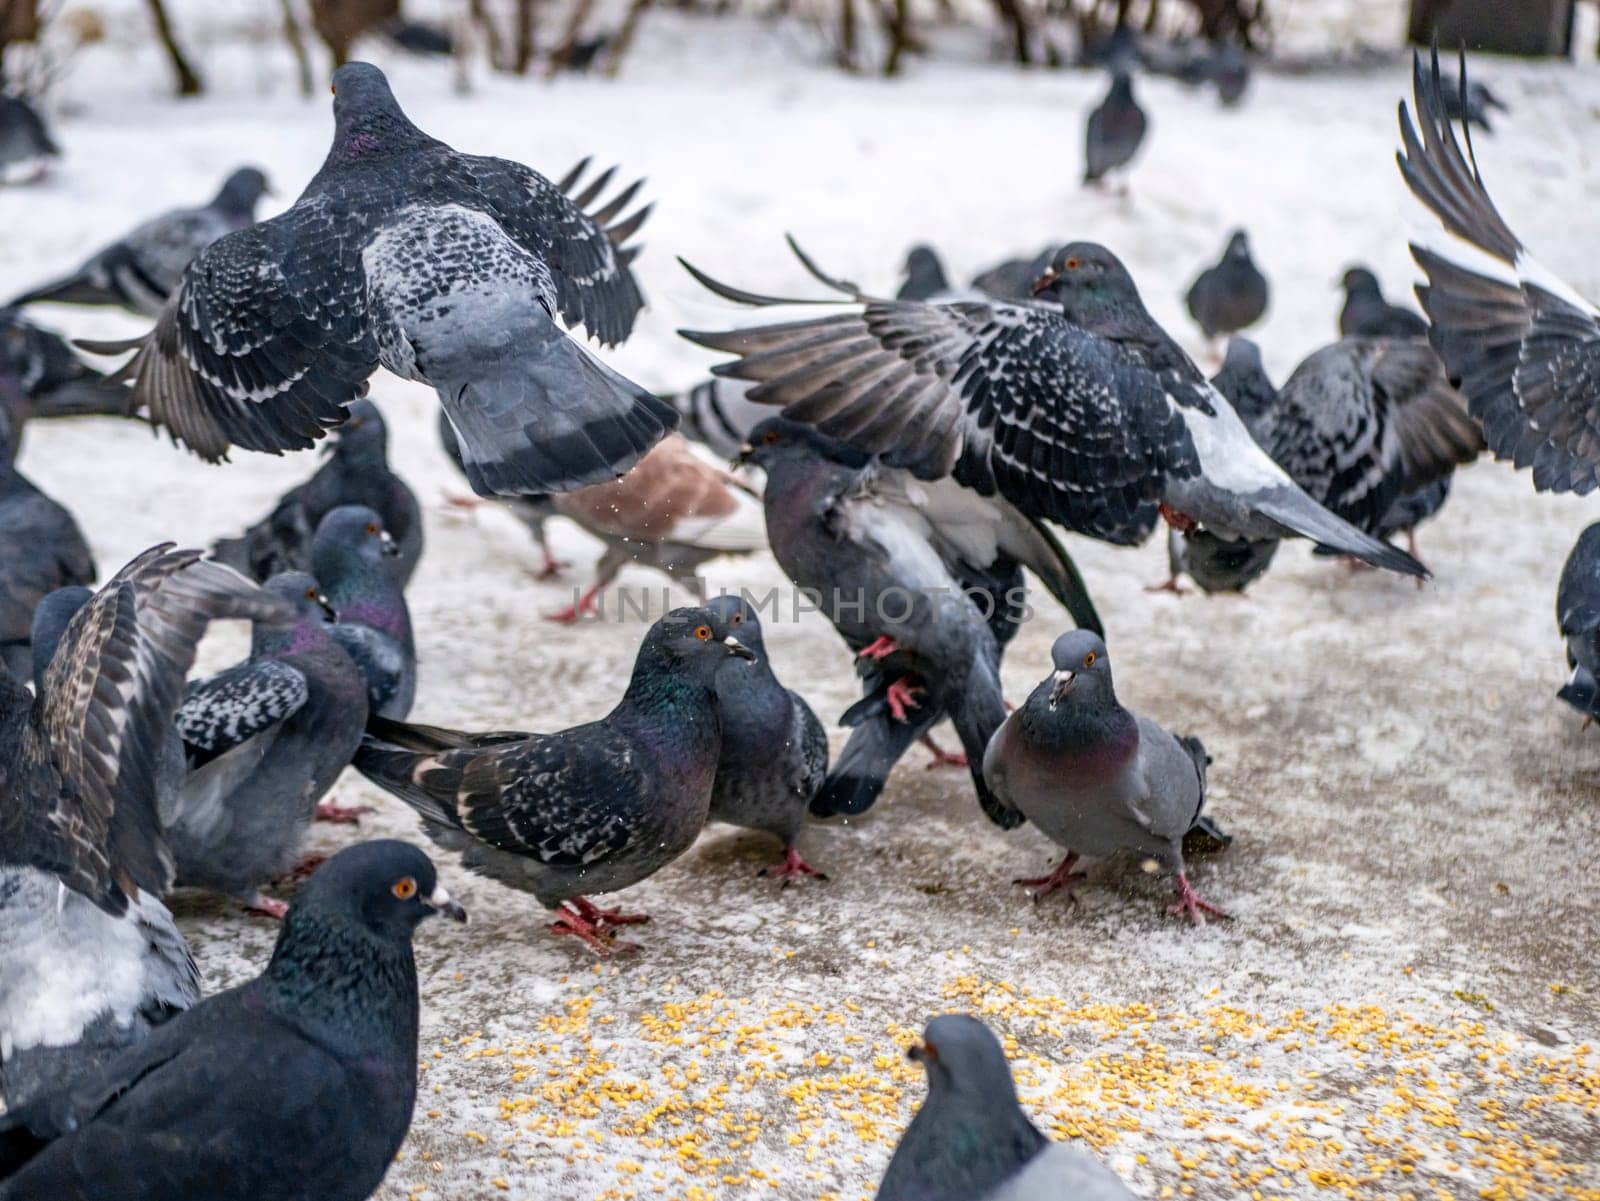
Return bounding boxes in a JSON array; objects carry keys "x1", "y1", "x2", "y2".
[
  {"x1": 877, "y1": 1015, "x2": 1136, "y2": 1201},
  {"x1": 314, "y1": 504, "x2": 415, "y2": 719},
  {"x1": 0, "y1": 309, "x2": 134, "y2": 434},
  {"x1": 1438, "y1": 69, "x2": 1507, "y2": 132},
  {"x1": 701, "y1": 593, "x2": 829, "y2": 883},
  {"x1": 898, "y1": 245, "x2": 954, "y2": 301},
  {"x1": 0, "y1": 840, "x2": 464, "y2": 1198},
  {"x1": 79, "y1": 62, "x2": 673, "y2": 499},
  {"x1": 1184, "y1": 230, "x2": 1268, "y2": 340},
  {"x1": 739, "y1": 417, "x2": 1102, "y2": 827},
  {"x1": 1400, "y1": 49, "x2": 1600, "y2": 496},
  {"x1": 1083, "y1": 67, "x2": 1147, "y2": 186},
  {"x1": 0, "y1": 96, "x2": 59, "y2": 184},
  {"x1": 379, "y1": 16, "x2": 455, "y2": 55},
  {"x1": 669, "y1": 375, "x2": 772, "y2": 461},
  {"x1": 968, "y1": 246, "x2": 1055, "y2": 304},
  {"x1": 983, "y1": 630, "x2": 1228, "y2": 923},
  {"x1": 0, "y1": 407, "x2": 95, "y2": 679},
  {"x1": 353, "y1": 606, "x2": 754, "y2": 955},
  {"x1": 1202, "y1": 41, "x2": 1250, "y2": 106},
  {"x1": 681, "y1": 239, "x2": 1425, "y2": 578},
  {"x1": 1557, "y1": 523, "x2": 1600, "y2": 721},
  {"x1": 210, "y1": 398, "x2": 423, "y2": 587},
  {"x1": 167, "y1": 572, "x2": 368, "y2": 917},
  {"x1": 9, "y1": 167, "x2": 270, "y2": 316},
  {"x1": 1338, "y1": 266, "x2": 1428, "y2": 339},
  {"x1": 1162, "y1": 528, "x2": 1280, "y2": 596},
  {"x1": 0, "y1": 547, "x2": 287, "y2": 1116}
]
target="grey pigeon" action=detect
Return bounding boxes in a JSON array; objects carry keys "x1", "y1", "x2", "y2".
[
  {"x1": 681, "y1": 239, "x2": 1425, "y2": 577},
  {"x1": 81, "y1": 62, "x2": 673, "y2": 499},
  {"x1": 1399, "y1": 49, "x2": 1600, "y2": 496},
  {"x1": 353, "y1": 606, "x2": 755, "y2": 955},
  {"x1": 9, "y1": 167, "x2": 269, "y2": 316},
  {"x1": 167, "y1": 572, "x2": 368, "y2": 917},
  {"x1": 669, "y1": 375, "x2": 772, "y2": 462},
  {"x1": 0, "y1": 407, "x2": 95, "y2": 679},
  {"x1": 983, "y1": 630, "x2": 1228, "y2": 924},
  {"x1": 0, "y1": 96, "x2": 59, "y2": 184},
  {"x1": 0, "y1": 309, "x2": 134, "y2": 437},
  {"x1": 314, "y1": 504, "x2": 415, "y2": 719},
  {"x1": 1557, "y1": 522, "x2": 1600, "y2": 721},
  {"x1": 738, "y1": 417, "x2": 1102, "y2": 828},
  {"x1": 435, "y1": 409, "x2": 563, "y2": 578},
  {"x1": 898, "y1": 245, "x2": 953, "y2": 301},
  {"x1": 1338, "y1": 266, "x2": 1428, "y2": 339},
  {"x1": 1162, "y1": 527, "x2": 1280, "y2": 596},
  {"x1": 1184, "y1": 230, "x2": 1269, "y2": 340},
  {"x1": 968, "y1": 246, "x2": 1055, "y2": 304},
  {"x1": 877, "y1": 1014, "x2": 1135, "y2": 1201},
  {"x1": 700, "y1": 593, "x2": 829, "y2": 883},
  {"x1": 1438, "y1": 70, "x2": 1507, "y2": 132},
  {"x1": 1083, "y1": 67, "x2": 1147, "y2": 186},
  {"x1": 211, "y1": 399, "x2": 423, "y2": 586},
  {"x1": 0, "y1": 839, "x2": 465, "y2": 1198},
  {"x1": 0, "y1": 547, "x2": 288, "y2": 1117}
]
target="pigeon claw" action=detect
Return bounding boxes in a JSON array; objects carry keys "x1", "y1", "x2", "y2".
[
  {"x1": 314, "y1": 801, "x2": 371, "y2": 824},
  {"x1": 918, "y1": 734, "x2": 968, "y2": 769},
  {"x1": 245, "y1": 893, "x2": 290, "y2": 920},
  {"x1": 759, "y1": 845, "x2": 828, "y2": 888},
  {"x1": 549, "y1": 898, "x2": 646, "y2": 957},
  {"x1": 545, "y1": 584, "x2": 604, "y2": 624},
  {"x1": 570, "y1": 895, "x2": 650, "y2": 928},
  {"x1": 1013, "y1": 853, "x2": 1085, "y2": 903},
  {"x1": 1144, "y1": 574, "x2": 1190, "y2": 596},
  {"x1": 885, "y1": 676, "x2": 924, "y2": 723},
  {"x1": 856, "y1": 634, "x2": 899, "y2": 661},
  {"x1": 1167, "y1": 872, "x2": 1230, "y2": 926}
]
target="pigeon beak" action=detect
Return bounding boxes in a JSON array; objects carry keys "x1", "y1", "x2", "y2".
[
  {"x1": 317, "y1": 593, "x2": 338, "y2": 622},
  {"x1": 379, "y1": 530, "x2": 399, "y2": 557},
  {"x1": 426, "y1": 882, "x2": 468, "y2": 923},
  {"x1": 907, "y1": 1039, "x2": 937, "y2": 1063},
  {"x1": 725, "y1": 635, "x2": 756, "y2": 661},
  {"x1": 1031, "y1": 268, "x2": 1059, "y2": 295},
  {"x1": 732, "y1": 444, "x2": 754, "y2": 469},
  {"x1": 1050, "y1": 669, "x2": 1076, "y2": 704}
]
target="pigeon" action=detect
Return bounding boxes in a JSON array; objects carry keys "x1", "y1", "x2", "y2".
[
  {"x1": 1162, "y1": 527, "x2": 1280, "y2": 595},
  {"x1": 1200, "y1": 40, "x2": 1250, "y2": 106},
  {"x1": 1083, "y1": 66, "x2": 1147, "y2": 187},
  {"x1": 79, "y1": 62, "x2": 674, "y2": 499},
  {"x1": 210, "y1": 399, "x2": 422, "y2": 586},
  {"x1": 983, "y1": 630, "x2": 1227, "y2": 924},
  {"x1": 877, "y1": 1015, "x2": 1136, "y2": 1201},
  {"x1": 313, "y1": 504, "x2": 415, "y2": 719},
  {"x1": 0, "y1": 407, "x2": 96, "y2": 679},
  {"x1": 1338, "y1": 266, "x2": 1429, "y2": 339},
  {"x1": 434, "y1": 408, "x2": 564, "y2": 577},
  {"x1": 1399, "y1": 49, "x2": 1600, "y2": 496},
  {"x1": 0, "y1": 309, "x2": 134, "y2": 435},
  {"x1": 669, "y1": 375, "x2": 772, "y2": 461},
  {"x1": 1556, "y1": 522, "x2": 1600, "y2": 721},
  {"x1": 352, "y1": 606, "x2": 755, "y2": 955},
  {"x1": 1184, "y1": 230, "x2": 1269, "y2": 340},
  {"x1": 737, "y1": 417, "x2": 1102, "y2": 827},
  {"x1": 379, "y1": 16, "x2": 456, "y2": 55},
  {"x1": 898, "y1": 245, "x2": 954, "y2": 301},
  {"x1": 1438, "y1": 70, "x2": 1507, "y2": 132},
  {"x1": 968, "y1": 246, "x2": 1055, "y2": 304},
  {"x1": 0, "y1": 96, "x2": 59, "y2": 184},
  {"x1": 0, "y1": 547, "x2": 288, "y2": 1118},
  {"x1": 166, "y1": 572, "x2": 368, "y2": 917},
  {"x1": 700, "y1": 593, "x2": 829, "y2": 883},
  {"x1": 0, "y1": 839, "x2": 465, "y2": 1198},
  {"x1": 680, "y1": 238, "x2": 1425, "y2": 578},
  {"x1": 9, "y1": 167, "x2": 270, "y2": 316}
]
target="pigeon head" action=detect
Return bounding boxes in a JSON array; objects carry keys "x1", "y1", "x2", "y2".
[
  {"x1": 29, "y1": 584, "x2": 93, "y2": 689},
  {"x1": 331, "y1": 399, "x2": 389, "y2": 462},
  {"x1": 638, "y1": 606, "x2": 757, "y2": 683},
  {"x1": 703, "y1": 592, "x2": 769, "y2": 660},
  {"x1": 1032, "y1": 242, "x2": 1147, "y2": 327},
  {"x1": 281, "y1": 840, "x2": 466, "y2": 945},
  {"x1": 738, "y1": 417, "x2": 870, "y2": 472},
  {"x1": 313, "y1": 505, "x2": 401, "y2": 585},
  {"x1": 1223, "y1": 229, "x2": 1252, "y2": 261},
  {"x1": 259, "y1": 571, "x2": 337, "y2": 632},
  {"x1": 212, "y1": 166, "x2": 271, "y2": 218},
  {"x1": 1211, "y1": 336, "x2": 1276, "y2": 422},
  {"x1": 329, "y1": 63, "x2": 423, "y2": 153},
  {"x1": 1340, "y1": 266, "x2": 1381, "y2": 297},
  {"x1": 900, "y1": 245, "x2": 950, "y2": 297},
  {"x1": 1047, "y1": 629, "x2": 1112, "y2": 706}
]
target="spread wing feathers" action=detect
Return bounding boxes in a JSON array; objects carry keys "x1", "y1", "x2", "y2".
[
  {"x1": 176, "y1": 658, "x2": 309, "y2": 760},
  {"x1": 1400, "y1": 47, "x2": 1600, "y2": 494},
  {"x1": 74, "y1": 212, "x2": 380, "y2": 464},
  {"x1": 453, "y1": 153, "x2": 650, "y2": 347},
  {"x1": 28, "y1": 548, "x2": 292, "y2": 916}
]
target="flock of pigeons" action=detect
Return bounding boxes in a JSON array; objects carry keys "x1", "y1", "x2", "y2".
[{"x1": 0, "y1": 45, "x2": 1594, "y2": 1201}]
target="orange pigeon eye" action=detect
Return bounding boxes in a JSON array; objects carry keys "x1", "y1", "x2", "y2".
[
  {"x1": 695, "y1": 625, "x2": 711, "y2": 641},
  {"x1": 305, "y1": 586, "x2": 318, "y2": 600},
  {"x1": 392, "y1": 877, "x2": 417, "y2": 900},
  {"x1": 1083, "y1": 651, "x2": 1096, "y2": 667},
  {"x1": 731, "y1": 613, "x2": 743, "y2": 626},
  {"x1": 763, "y1": 430, "x2": 779, "y2": 445},
  {"x1": 365, "y1": 521, "x2": 379, "y2": 535},
  {"x1": 1065, "y1": 257, "x2": 1080, "y2": 271}
]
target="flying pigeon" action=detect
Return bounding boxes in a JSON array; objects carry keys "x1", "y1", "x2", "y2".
[
  {"x1": 700, "y1": 593, "x2": 829, "y2": 884},
  {"x1": 167, "y1": 572, "x2": 368, "y2": 917},
  {"x1": 0, "y1": 547, "x2": 288, "y2": 1117},
  {"x1": 314, "y1": 504, "x2": 415, "y2": 719},
  {"x1": 1337, "y1": 266, "x2": 1428, "y2": 339},
  {"x1": 1398, "y1": 49, "x2": 1600, "y2": 496},
  {"x1": 679, "y1": 239, "x2": 1425, "y2": 578},
  {"x1": 78, "y1": 62, "x2": 673, "y2": 499},
  {"x1": 737, "y1": 417, "x2": 1102, "y2": 827},
  {"x1": 0, "y1": 309, "x2": 134, "y2": 433},
  {"x1": 1557, "y1": 522, "x2": 1600, "y2": 722},
  {"x1": 210, "y1": 398, "x2": 422, "y2": 586},
  {"x1": 876, "y1": 1015, "x2": 1135, "y2": 1201},
  {"x1": 9, "y1": 167, "x2": 270, "y2": 316},
  {"x1": 0, "y1": 96, "x2": 59, "y2": 184},
  {"x1": 897, "y1": 245, "x2": 955, "y2": 301},
  {"x1": 1184, "y1": 230, "x2": 1269, "y2": 340},
  {"x1": 1083, "y1": 66, "x2": 1147, "y2": 187},
  {"x1": 353, "y1": 606, "x2": 755, "y2": 955},
  {"x1": 0, "y1": 840, "x2": 465, "y2": 1198},
  {"x1": 669, "y1": 375, "x2": 772, "y2": 461},
  {"x1": 982, "y1": 629, "x2": 1228, "y2": 924}
]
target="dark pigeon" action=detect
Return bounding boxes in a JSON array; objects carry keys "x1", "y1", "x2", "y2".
[
  {"x1": 379, "y1": 16, "x2": 455, "y2": 55},
  {"x1": 0, "y1": 548, "x2": 288, "y2": 1119},
  {"x1": 80, "y1": 62, "x2": 673, "y2": 499},
  {"x1": 1557, "y1": 523, "x2": 1600, "y2": 721},
  {"x1": 681, "y1": 239, "x2": 1425, "y2": 577},
  {"x1": 1083, "y1": 67, "x2": 1147, "y2": 186},
  {"x1": 0, "y1": 309, "x2": 134, "y2": 436},
  {"x1": 353, "y1": 606, "x2": 755, "y2": 955},
  {"x1": 0, "y1": 840, "x2": 465, "y2": 1198},
  {"x1": 9, "y1": 167, "x2": 270, "y2": 316},
  {"x1": 1163, "y1": 527, "x2": 1280, "y2": 596},
  {"x1": 210, "y1": 398, "x2": 423, "y2": 587},
  {"x1": 314, "y1": 504, "x2": 415, "y2": 719},
  {"x1": 877, "y1": 1015, "x2": 1135, "y2": 1201},
  {"x1": 1338, "y1": 266, "x2": 1428, "y2": 339},
  {"x1": 669, "y1": 376, "x2": 772, "y2": 462},
  {"x1": 435, "y1": 409, "x2": 562, "y2": 577},
  {"x1": 167, "y1": 572, "x2": 368, "y2": 917},
  {"x1": 1438, "y1": 70, "x2": 1507, "y2": 132},
  {"x1": 898, "y1": 245, "x2": 953, "y2": 301},
  {"x1": 984, "y1": 629, "x2": 1228, "y2": 924},
  {"x1": 700, "y1": 593, "x2": 829, "y2": 884},
  {"x1": 0, "y1": 96, "x2": 59, "y2": 183},
  {"x1": 1184, "y1": 230, "x2": 1269, "y2": 340}
]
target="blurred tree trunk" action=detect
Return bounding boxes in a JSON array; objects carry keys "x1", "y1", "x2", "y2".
[
  {"x1": 512, "y1": 0, "x2": 536, "y2": 73},
  {"x1": 280, "y1": 0, "x2": 315, "y2": 96},
  {"x1": 309, "y1": 0, "x2": 398, "y2": 68},
  {"x1": 991, "y1": 0, "x2": 1031, "y2": 63},
  {"x1": 548, "y1": 0, "x2": 597, "y2": 77},
  {"x1": 468, "y1": 0, "x2": 506, "y2": 69},
  {"x1": 606, "y1": 0, "x2": 651, "y2": 75},
  {"x1": 837, "y1": 0, "x2": 857, "y2": 69},
  {"x1": 883, "y1": 0, "x2": 912, "y2": 74},
  {"x1": 145, "y1": 0, "x2": 204, "y2": 95}
]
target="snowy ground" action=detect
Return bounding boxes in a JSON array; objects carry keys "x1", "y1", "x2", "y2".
[{"x1": 3, "y1": 5, "x2": 1600, "y2": 1200}]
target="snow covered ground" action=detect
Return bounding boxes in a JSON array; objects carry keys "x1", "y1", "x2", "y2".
[{"x1": 3, "y1": 4, "x2": 1599, "y2": 1199}]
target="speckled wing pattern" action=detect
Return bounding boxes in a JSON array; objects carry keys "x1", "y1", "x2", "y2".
[{"x1": 176, "y1": 658, "x2": 309, "y2": 757}]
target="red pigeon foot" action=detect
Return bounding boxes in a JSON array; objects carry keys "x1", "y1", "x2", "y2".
[
  {"x1": 549, "y1": 901, "x2": 639, "y2": 956},
  {"x1": 545, "y1": 584, "x2": 604, "y2": 624},
  {"x1": 885, "y1": 676, "x2": 924, "y2": 722},
  {"x1": 569, "y1": 895, "x2": 650, "y2": 929},
  {"x1": 246, "y1": 894, "x2": 289, "y2": 920},
  {"x1": 1167, "y1": 872, "x2": 1229, "y2": 926},
  {"x1": 1144, "y1": 574, "x2": 1190, "y2": 595},
  {"x1": 759, "y1": 845, "x2": 828, "y2": 887},
  {"x1": 1158, "y1": 503, "x2": 1198, "y2": 534},
  {"x1": 1013, "y1": 852, "x2": 1085, "y2": 902},
  {"x1": 315, "y1": 801, "x2": 370, "y2": 824},
  {"x1": 857, "y1": 634, "x2": 898, "y2": 660},
  {"x1": 919, "y1": 734, "x2": 967, "y2": 769}
]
